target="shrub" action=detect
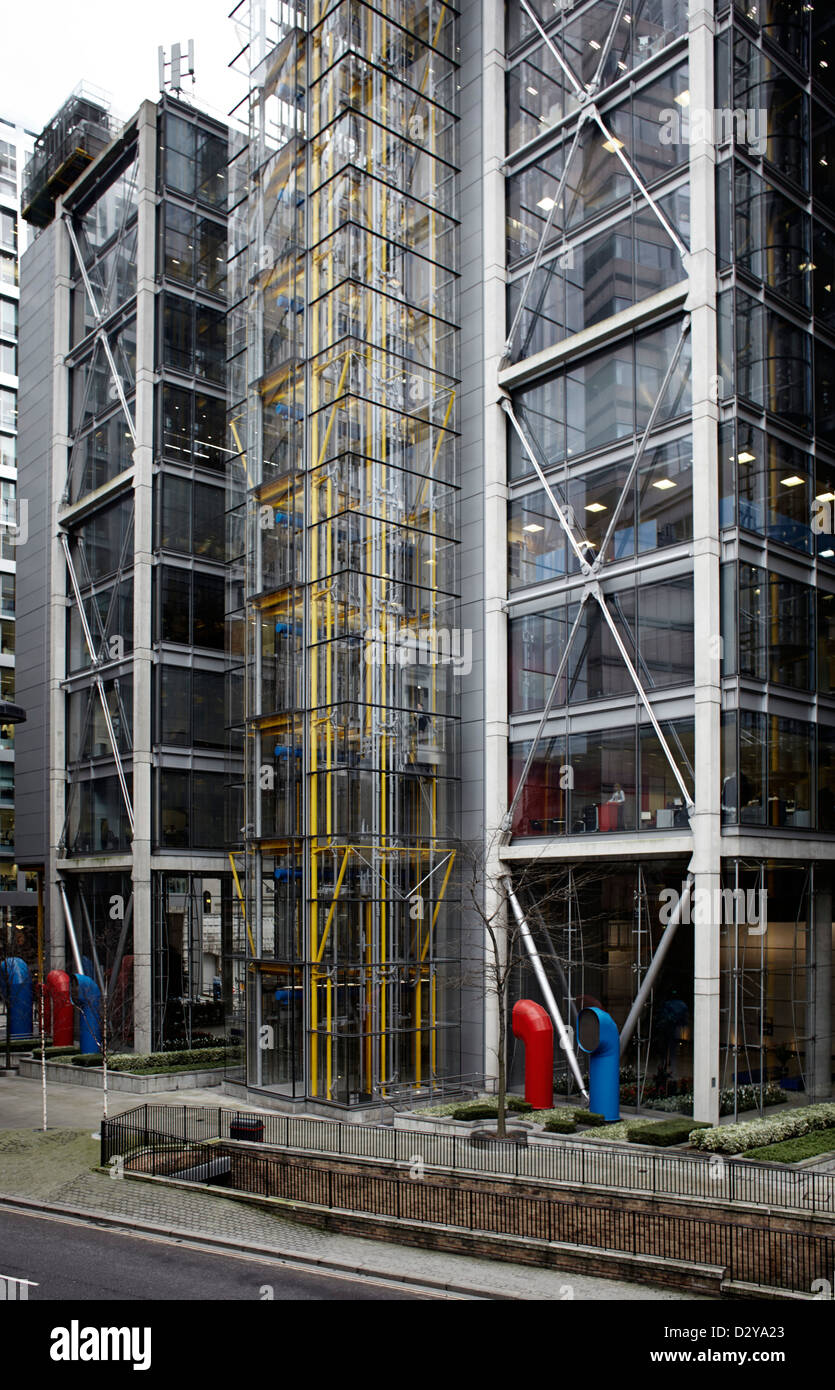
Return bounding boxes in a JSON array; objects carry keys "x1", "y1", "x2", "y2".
[
  {"x1": 574, "y1": 1109, "x2": 606, "y2": 1126},
  {"x1": 627, "y1": 1117, "x2": 711, "y2": 1148},
  {"x1": 544, "y1": 1118, "x2": 576, "y2": 1134},
  {"x1": 44, "y1": 1046, "x2": 78, "y2": 1058},
  {"x1": 690, "y1": 1102, "x2": 835, "y2": 1155},
  {"x1": 451, "y1": 1104, "x2": 500, "y2": 1121},
  {"x1": 743, "y1": 1131, "x2": 835, "y2": 1164},
  {"x1": 71, "y1": 1047, "x2": 236, "y2": 1073},
  {"x1": 506, "y1": 1096, "x2": 533, "y2": 1113}
]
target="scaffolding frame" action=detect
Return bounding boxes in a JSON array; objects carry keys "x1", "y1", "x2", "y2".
[{"x1": 237, "y1": 0, "x2": 462, "y2": 1105}]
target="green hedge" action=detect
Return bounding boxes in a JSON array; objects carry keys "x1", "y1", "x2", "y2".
[
  {"x1": 627, "y1": 1117, "x2": 711, "y2": 1148},
  {"x1": 71, "y1": 1046, "x2": 237, "y2": 1073},
  {"x1": 544, "y1": 1117, "x2": 576, "y2": 1134},
  {"x1": 574, "y1": 1109, "x2": 606, "y2": 1126},
  {"x1": 450, "y1": 1096, "x2": 533, "y2": 1122}
]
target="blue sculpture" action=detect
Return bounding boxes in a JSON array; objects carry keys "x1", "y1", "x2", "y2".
[{"x1": 576, "y1": 1006, "x2": 620, "y2": 1122}]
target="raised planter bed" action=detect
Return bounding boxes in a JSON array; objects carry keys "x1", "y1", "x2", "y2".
[{"x1": 17, "y1": 1058, "x2": 228, "y2": 1094}]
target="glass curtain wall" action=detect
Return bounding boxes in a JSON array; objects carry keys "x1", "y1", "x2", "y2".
[{"x1": 232, "y1": 0, "x2": 462, "y2": 1104}]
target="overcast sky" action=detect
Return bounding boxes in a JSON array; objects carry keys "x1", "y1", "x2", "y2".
[{"x1": 5, "y1": 1, "x2": 247, "y2": 134}]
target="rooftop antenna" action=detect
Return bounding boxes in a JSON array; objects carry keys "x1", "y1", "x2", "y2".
[{"x1": 158, "y1": 41, "x2": 195, "y2": 95}]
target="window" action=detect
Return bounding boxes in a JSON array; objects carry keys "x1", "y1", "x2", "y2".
[
  {"x1": 157, "y1": 566, "x2": 224, "y2": 650},
  {"x1": 0, "y1": 211, "x2": 16, "y2": 253},
  {"x1": 164, "y1": 115, "x2": 196, "y2": 196},
  {"x1": 159, "y1": 666, "x2": 190, "y2": 746},
  {"x1": 160, "y1": 385, "x2": 226, "y2": 471},
  {"x1": 163, "y1": 203, "x2": 194, "y2": 283},
  {"x1": 0, "y1": 388, "x2": 15, "y2": 430}
]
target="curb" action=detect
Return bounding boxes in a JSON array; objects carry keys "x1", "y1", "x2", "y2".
[{"x1": 0, "y1": 1190, "x2": 510, "y2": 1300}]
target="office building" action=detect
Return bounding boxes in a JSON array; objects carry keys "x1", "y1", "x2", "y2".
[{"x1": 16, "y1": 87, "x2": 234, "y2": 1051}]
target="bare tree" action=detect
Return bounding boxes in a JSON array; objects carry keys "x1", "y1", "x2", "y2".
[{"x1": 460, "y1": 833, "x2": 600, "y2": 1139}]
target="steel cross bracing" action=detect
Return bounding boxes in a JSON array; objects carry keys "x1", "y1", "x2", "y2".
[
  {"x1": 63, "y1": 214, "x2": 138, "y2": 451},
  {"x1": 501, "y1": 313, "x2": 694, "y2": 837},
  {"x1": 504, "y1": 0, "x2": 689, "y2": 363},
  {"x1": 60, "y1": 532, "x2": 135, "y2": 835}
]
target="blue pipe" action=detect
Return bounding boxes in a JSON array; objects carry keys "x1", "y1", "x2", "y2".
[
  {"x1": 576, "y1": 1007, "x2": 620, "y2": 1122},
  {"x1": 0, "y1": 957, "x2": 33, "y2": 1039},
  {"x1": 75, "y1": 974, "x2": 101, "y2": 1054}
]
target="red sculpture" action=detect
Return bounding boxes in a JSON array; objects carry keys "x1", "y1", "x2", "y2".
[{"x1": 512, "y1": 999, "x2": 554, "y2": 1109}]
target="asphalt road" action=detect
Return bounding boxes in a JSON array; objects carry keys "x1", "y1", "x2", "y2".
[{"x1": 0, "y1": 1207, "x2": 437, "y2": 1301}]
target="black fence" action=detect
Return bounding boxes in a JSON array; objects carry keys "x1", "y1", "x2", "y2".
[
  {"x1": 102, "y1": 1102, "x2": 835, "y2": 1217},
  {"x1": 99, "y1": 1114, "x2": 835, "y2": 1294}
]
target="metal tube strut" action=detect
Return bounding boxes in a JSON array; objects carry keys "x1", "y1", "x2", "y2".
[
  {"x1": 619, "y1": 873, "x2": 694, "y2": 1055},
  {"x1": 504, "y1": 876, "x2": 589, "y2": 1098}
]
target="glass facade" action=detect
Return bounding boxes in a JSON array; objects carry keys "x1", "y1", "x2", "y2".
[
  {"x1": 51, "y1": 97, "x2": 234, "y2": 1051},
  {"x1": 501, "y1": 0, "x2": 835, "y2": 1107}
]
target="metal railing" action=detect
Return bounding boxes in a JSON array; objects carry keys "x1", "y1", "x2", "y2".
[
  {"x1": 103, "y1": 1102, "x2": 835, "y2": 1218},
  {"x1": 99, "y1": 1115, "x2": 835, "y2": 1294}
]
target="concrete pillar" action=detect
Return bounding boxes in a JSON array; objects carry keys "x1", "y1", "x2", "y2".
[
  {"x1": 812, "y1": 882, "x2": 833, "y2": 1102},
  {"x1": 131, "y1": 103, "x2": 158, "y2": 1054},
  {"x1": 481, "y1": 0, "x2": 509, "y2": 1087},
  {"x1": 50, "y1": 209, "x2": 72, "y2": 973},
  {"x1": 688, "y1": 1, "x2": 722, "y2": 1124}
]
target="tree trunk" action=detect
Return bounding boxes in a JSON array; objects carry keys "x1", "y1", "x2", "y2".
[{"x1": 496, "y1": 998, "x2": 507, "y2": 1139}]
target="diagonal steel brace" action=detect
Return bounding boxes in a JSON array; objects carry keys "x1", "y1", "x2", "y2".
[
  {"x1": 63, "y1": 214, "x2": 138, "y2": 450},
  {"x1": 61, "y1": 533, "x2": 135, "y2": 834}
]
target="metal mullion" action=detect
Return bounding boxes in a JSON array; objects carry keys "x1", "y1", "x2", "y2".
[
  {"x1": 587, "y1": 0, "x2": 631, "y2": 97},
  {"x1": 592, "y1": 586, "x2": 694, "y2": 810},
  {"x1": 504, "y1": 111, "x2": 589, "y2": 360},
  {"x1": 63, "y1": 214, "x2": 138, "y2": 450},
  {"x1": 593, "y1": 315, "x2": 691, "y2": 571},
  {"x1": 501, "y1": 397, "x2": 592, "y2": 574},
  {"x1": 519, "y1": 0, "x2": 585, "y2": 101},
  {"x1": 61, "y1": 534, "x2": 135, "y2": 834},
  {"x1": 587, "y1": 105, "x2": 689, "y2": 263},
  {"x1": 501, "y1": 595, "x2": 590, "y2": 836}
]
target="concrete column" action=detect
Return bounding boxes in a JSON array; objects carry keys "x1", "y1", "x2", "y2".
[
  {"x1": 812, "y1": 882, "x2": 833, "y2": 1102},
  {"x1": 50, "y1": 211, "x2": 71, "y2": 971},
  {"x1": 131, "y1": 103, "x2": 158, "y2": 1054},
  {"x1": 481, "y1": 0, "x2": 509, "y2": 1087},
  {"x1": 688, "y1": 1, "x2": 722, "y2": 1124}
]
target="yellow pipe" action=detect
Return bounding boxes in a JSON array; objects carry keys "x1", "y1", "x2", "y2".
[
  {"x1": 422, "y1": 851, "x2": 455, "y2": 962},
  {"x1": 228, "y1": 853, "x2": 256, "y2": 956},
  {"x1": 316, "y1": 846, "x2": 350, "y2": 962}
]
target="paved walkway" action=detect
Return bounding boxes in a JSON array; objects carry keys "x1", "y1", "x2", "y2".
[{"x1": 0, "y1": 1074, "x2": 701, "y2": 1300}]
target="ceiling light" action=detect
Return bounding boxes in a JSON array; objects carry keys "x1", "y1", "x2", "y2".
[
  {"x1": 602, "y1": 137, "x2": 624, "y2": 153},
  {"x1": 527, "y1": 86, "x2": 539, "y2": 96},
  {"x1": 652, "y1": 478, "x2": 676, "y2": 490},
  {"x1": 737, "y1": 451, "x2": 756, "y2": 464},
  {"x1": 674, "y1": 90, "x2": 690, "y2": 107},
  {"x1": 523, "y1": 522, "x2": 544, "y2": 533},
  {"x1": 816, "y1": 491, "x2": 835, "y2": 502},
  {"x1": 537, "y1": 196, "x2": 556, "y2": 211},
  {"x1": 617, "y1": 61, "x2": 628, "y2": 71},
  {"x1": 799, "y1": 261, "x2": 816, "y2": 271},
  {"x1": 822, "y1": 549, "x2": 835, "y2": 557},
  {"x1": 589, "y1": 39, "x2": 601, "y2": 50},
  {"x1": 780, "y1": 475, "x2": 806, "y2": 487},
  {"x1": 585, "y1": 501, "x2": 607, "y2": 513}
]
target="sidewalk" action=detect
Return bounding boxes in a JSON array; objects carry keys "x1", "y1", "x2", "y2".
[{"x1": 0, "y1": 1074, "x2": 702, "y2": 1301}]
